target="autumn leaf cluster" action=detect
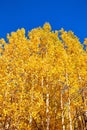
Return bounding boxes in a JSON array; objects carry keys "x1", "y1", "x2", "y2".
[{"x1": 0, "y1": 23, "x2": 87, "y2": 130}]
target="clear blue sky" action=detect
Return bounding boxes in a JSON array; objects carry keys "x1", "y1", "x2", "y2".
[{"x1": 0, "y1": 0, "x2": 87, "y2": 43}]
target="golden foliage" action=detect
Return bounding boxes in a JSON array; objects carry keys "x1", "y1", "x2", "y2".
[{"x1": 0, "y1": 23, "x2": 87, "y2": 130}]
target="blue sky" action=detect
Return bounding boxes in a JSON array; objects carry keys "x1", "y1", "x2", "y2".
[{"x1": 0, "y1": 0, "x2": 87, "y2": 43}]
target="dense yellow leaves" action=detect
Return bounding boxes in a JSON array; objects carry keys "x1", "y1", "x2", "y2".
[
  {"x1": 0, "y1": 23, "x2": 87, "y2": 130},
  {"x1": 43, "y1": 22, "x2": 51, "y2": 32},
  {"x1": 84, "y1": 38, "x2": 87, "y2": 45}
]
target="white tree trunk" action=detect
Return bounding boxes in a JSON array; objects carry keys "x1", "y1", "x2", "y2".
[
  {"x1": 41, "y1": 76, "x2": 44, "y2": 128},
  {"x1": 46, "y1": 92, "x2": 50, "y2": 130},
  {"x1": 66, "y1": 72, "x2": 73, "y2": 130},
  {"x1": 29, "y1": 75, "x2": 34, "y2": 127},
  {"x1": 68, "y1": 95, "x2": 73, "y2": 130},
  {"x1": 61, "y1": 90, "x2": 66, "y2": 130},
  {"x1": 54, "y1": 85, "x2": 57, "y2": 129},
  {"x1": 46, "y1": 78, "x2": 50, "y2": 130}
]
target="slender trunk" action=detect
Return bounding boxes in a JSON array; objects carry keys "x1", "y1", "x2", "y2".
[
  {"x1": 41, "y1": 76, "x2": 44, "y2": 128},
  {"x1": 46, "y1": 93, "x2": 50, "y2": 130},
  {"x1": 82, "y1": 89, "x2": 86, "y2": 106},
  {"x1": 54, "y1": 85, "x2": 57, "y2": 129},
  {"x1": 29, "y1": 115, "x2": 32, "y2": 126},
  {"x1": 68, "y1": 95, "x2": 73, "y2": 130},
  {"x1": 61, "y1": 90, "x2": 65, "y2": 130},
  {"x1": 29, "y1": 75, "x2": 34, "y2": 127},
  {"x1": 66, "y1": 72, "x2": 73, "y2": 130},
  {"x1": 45, "y1": 46, "x2": 50, "y2": 130},
  {"x1": 46, "y1": 78, "x2": 50, "y2": 130}
]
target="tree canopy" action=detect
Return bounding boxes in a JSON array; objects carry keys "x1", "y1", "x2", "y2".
[{"x1": 0, "y1": 23, "x2": 87, "y2": 130}]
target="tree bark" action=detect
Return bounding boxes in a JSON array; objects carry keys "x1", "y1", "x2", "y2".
[{"x1": 61, "y1": 90, "x2": 65, "y2": 130}]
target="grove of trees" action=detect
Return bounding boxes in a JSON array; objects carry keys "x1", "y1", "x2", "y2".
[{"x1": 0, "y1": 23, "x2": 87, "y2": 130}]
